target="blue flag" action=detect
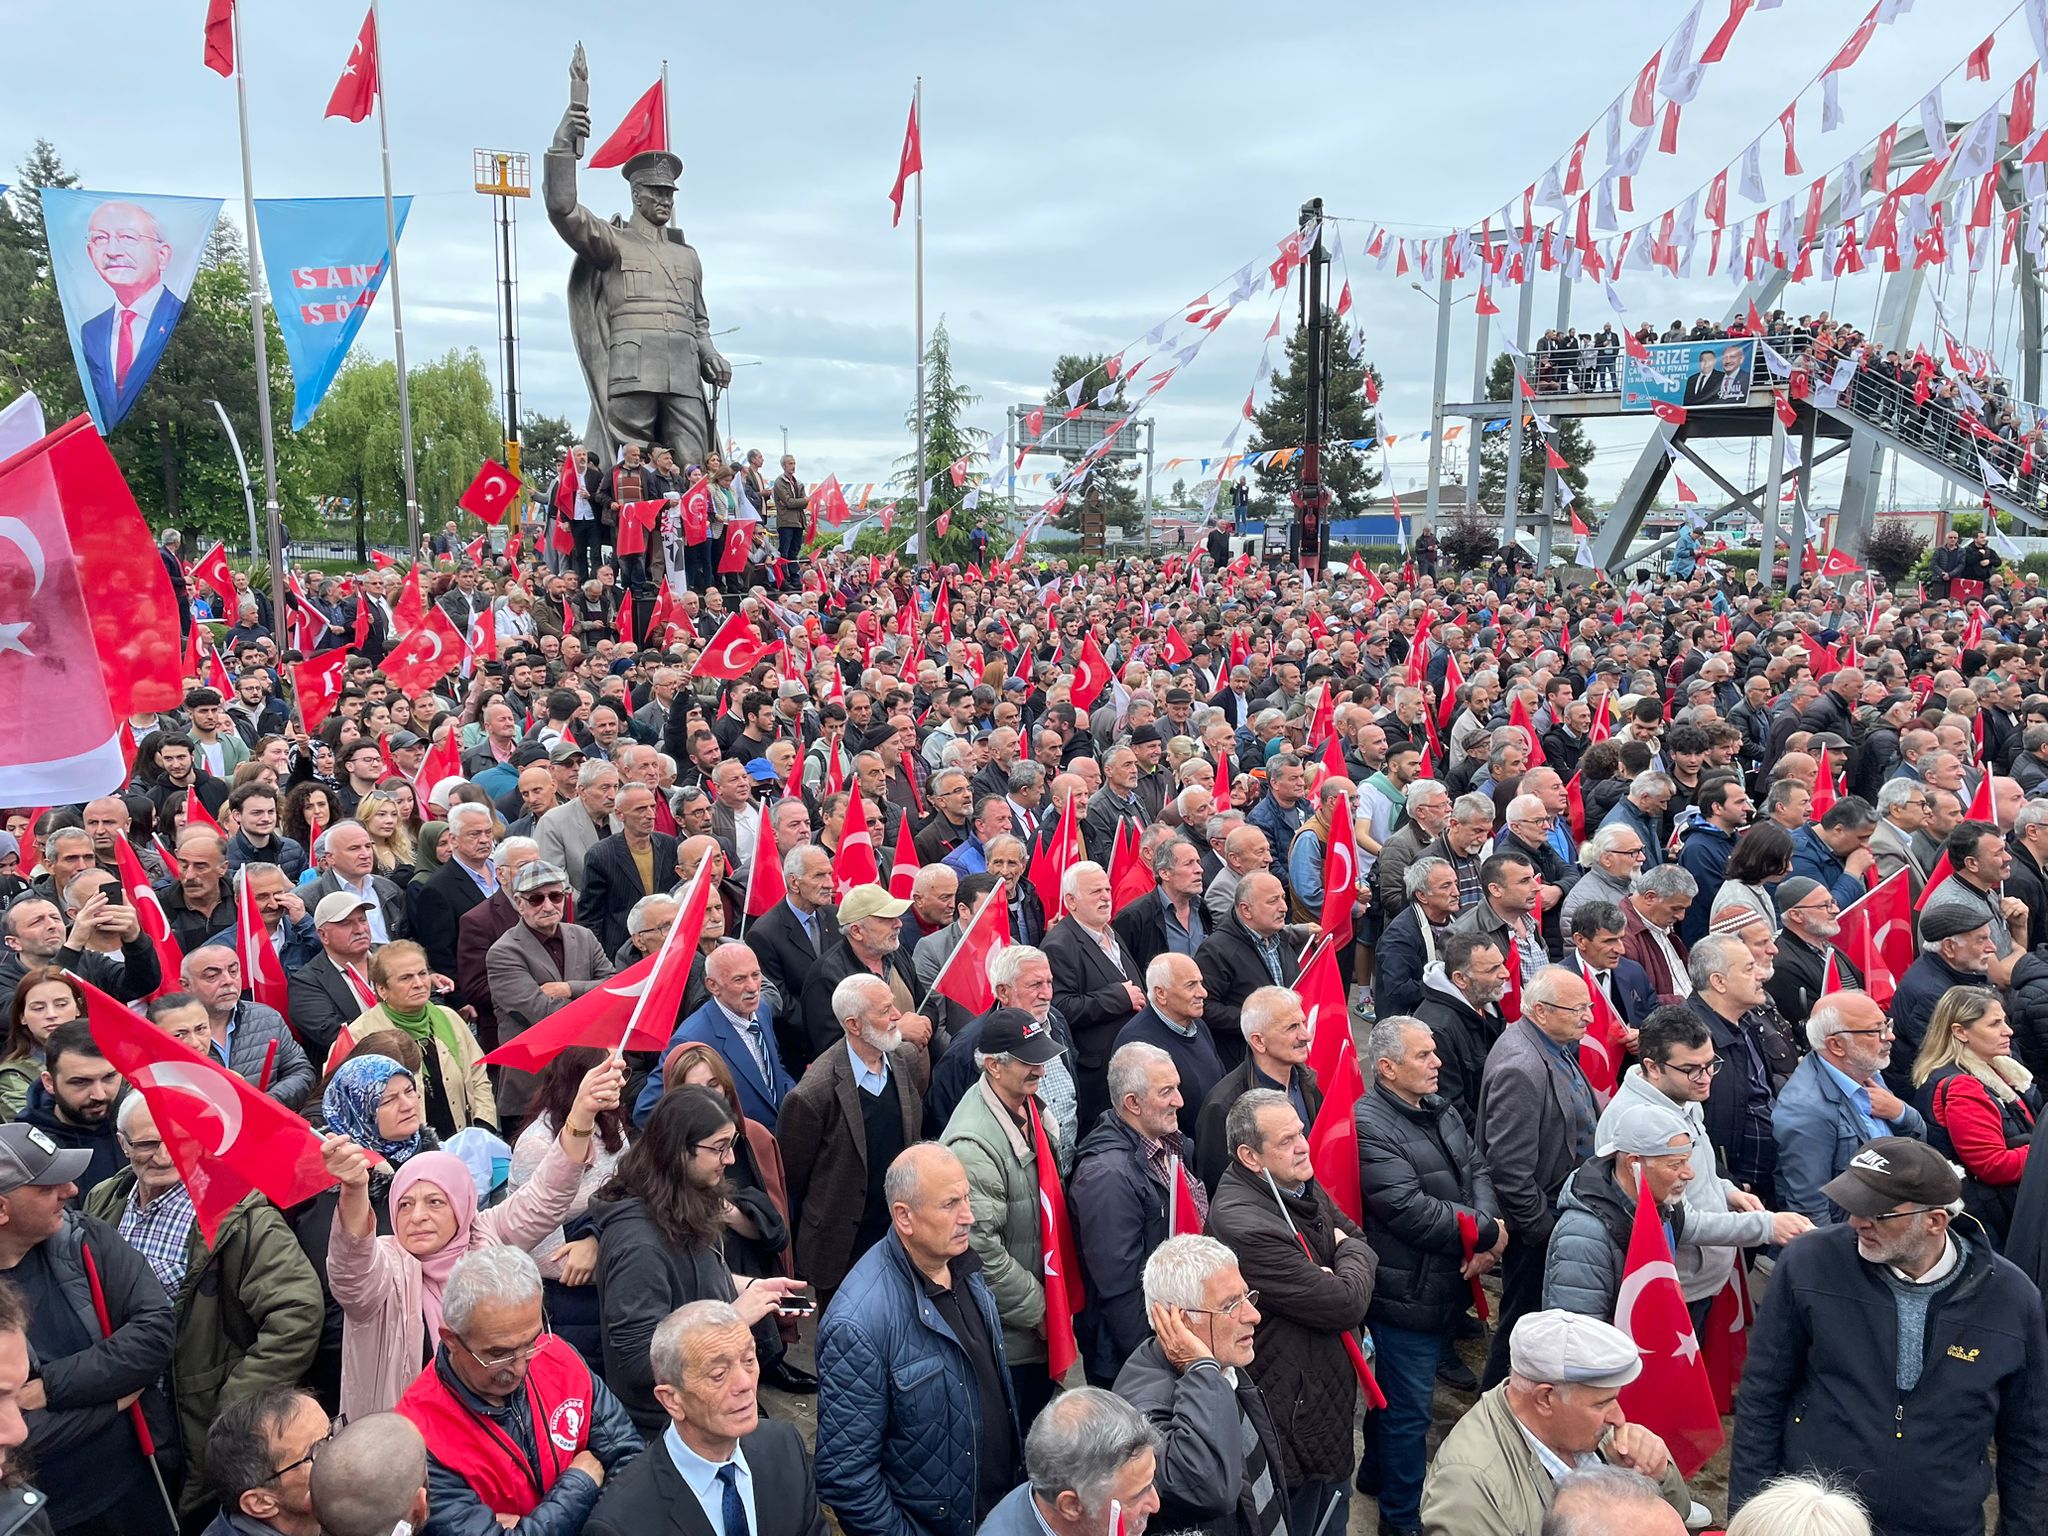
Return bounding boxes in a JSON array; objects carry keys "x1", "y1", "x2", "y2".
[
  {"x1": 255, "y1": 196, "x2": 411, "y2": 429},
  {"x1": 42, "y1": 188, "x2": 222, "y2": 433}
]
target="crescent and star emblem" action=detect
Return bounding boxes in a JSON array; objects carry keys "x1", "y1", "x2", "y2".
[
  {"x1": 1613, "y1": 1258, "x2": 1700, "y2": 1365},
  {"x1": 136, "y1": 1061, "x2": 244, "y2": 1155},
  {"x1": 0, "y1": 516, "x2": 48, "y2": 659}
]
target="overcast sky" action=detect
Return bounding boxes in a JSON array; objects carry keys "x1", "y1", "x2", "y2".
[{"x1": 0, "y1": 0, "x2": 2029, "y2": 516}]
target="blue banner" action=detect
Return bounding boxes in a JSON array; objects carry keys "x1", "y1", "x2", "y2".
[
  {"x1": 42, "y1": 188, "x2": 222, "y2": 432},
  {"x1": 254, "y1": 195, "x2": 411, "y2": 429},
  {"x1": 1619, "y1": 337, "x2": 1757, "y2": 412}
]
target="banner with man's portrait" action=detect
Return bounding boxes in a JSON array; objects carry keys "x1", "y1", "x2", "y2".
[
  {"x1": 40, "y1": 188, "x2": 223, "y2": 432},
  {"x1": 1618, "y1": 337, "x2": 1758, "y2": 413}
]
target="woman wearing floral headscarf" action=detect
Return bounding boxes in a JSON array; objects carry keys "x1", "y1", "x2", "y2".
[{"x1": 322, "y1": 1053, "x2": 625, "y2": 1419}]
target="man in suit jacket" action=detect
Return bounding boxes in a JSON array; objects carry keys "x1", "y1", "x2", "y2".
[
  {"x1": 1476, "y1": 966, "x2": 1601, "y2": 1389},
  {"x1": 973, "y1": 1390, "x2": 1162, "y2": 1536},
  {"x1": 535, "y1": 760, "x2": 621, "y2": 896},
  {"x1": 579, "y1": 785, "x2": 682, "y2": 955},
  {"x1": 406, "y1": 803, "x2": 499, "y2": 1009},
  {"x1": 1565, "y1": 899, "x2": 1661, "y2": 1030},
  {"x1": 1041, "y1": 862, "x2": 1145, "y2": 1128},
  {"x1": 1619, "y1": 870, "x2": 1696, "y2": 1006},
  {"x1": 792, "y1": 886, "x2": 925, "y2": 1074},
  {"x1": 586, "y1": 1299, "x2": 826, "y2": 1536},
  {"x1": 745, "y1": 846, "x2": 840, "y2": 1052},
  {"x1": 637, "y1": 944, "x2": 795, "y2": 1126},
  {"x1": 1111, "y1": 836, "x2": 1209, "y2": 982},
  {"x1": 285, "y1": 892, "x2": 384, "y2": 1067},
  {"x1": 302, "y1": 821, "x2": 409, "y2": 944},
  {"x1": 1194, "y1": 873, "x2": 1302, "y2": 1072},
  {"x1": 456, "y1": 863, "x2": 529, "y2": 1050},
  {"x1": 77, "y1": 201, "x2": 187, "y2": 426},
  {"x1": 485, "y1": 861, "x2": 616, "y2": 1114}
]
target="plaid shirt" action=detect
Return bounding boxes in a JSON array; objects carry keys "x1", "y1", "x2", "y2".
[{"x1": 119, "y1": 1183, "x2": 197, "y2": 1296}]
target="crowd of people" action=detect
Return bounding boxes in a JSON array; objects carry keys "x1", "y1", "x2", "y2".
[
  {"x1": 1532, "y1": 305, "x2": 2048, "y2": 517},
  {"x1": 8, "y1": 516, "x2": 2048, "y2": 1536}
]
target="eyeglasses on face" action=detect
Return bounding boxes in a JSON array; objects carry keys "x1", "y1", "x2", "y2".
[
  {"x1": 267, "y1": 1414, "x2": 346, "y2": 1481},
  {"x1": 521, "y1": 889, "x2": 569, "y2": 907},
  {"x1": 1658, "y1": 1057, "x2": 1724, "y2": 1081},
  {"x1": 456, "y1": 1321, "x2": 555, "y2": 1371},
  {"x1": 1184, "y1": 1289, "x2": 1259, "y2": 1318}
]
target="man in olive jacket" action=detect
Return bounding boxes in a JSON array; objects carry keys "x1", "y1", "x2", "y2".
[
  {"x1": 87, "y1": 1096, "x2": 323, "y2": 1523},
  {"x1": 940, "y1": 1008, "x2": 1068, "y2": 1429},
  {"x1": 1205, "y1": 1088, "x2": 1376, "y2": 1536}
]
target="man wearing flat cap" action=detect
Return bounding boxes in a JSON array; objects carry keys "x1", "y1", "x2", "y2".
[
  {"x1": 546, "y1": 48, "x2": 732, "y2": 486},
  {"x1": 1730, "y1": 1137, "x2": 2048, "y2": 1536},
  {"x1": 1420, "y1": 1309, "x2": 1690, "y2": 1536},
  {"x1": 1889, "y1": 902, "x2": 1999, "y2": 1097}
]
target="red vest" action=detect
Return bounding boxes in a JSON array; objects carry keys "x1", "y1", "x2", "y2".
[{"x1": 397, "y1": 1337, "x2": 594, "y2": 1518}]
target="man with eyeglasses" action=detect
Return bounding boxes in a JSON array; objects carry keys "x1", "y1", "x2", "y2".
[
  {"x1": 1558, "y1": 825, "x2": 1646, "y2": 935},
  {"x1": 396, "y1": 1245, "x2": 639, "y2": 1536},
  {"x1": 486, "y1": 861, "x2": 615, "y2": 1115},
  {"x1": 202, "y1": 1386, "x2": 332, "y2": 1536},
  {"x1": 1112, "y1": 1234, "x2": 1289, "y2": 1536},
  {"x1": 1543, "y1": 1097, "x2": 1705, "y2": 1320},
  {"x1": 1762, "y1": 877, "x2": 1861, "y2": 1028},
  {"x1": 1730, "y1": 1136, "x2": 2048, "y2": 1536},
  {"x1": 1772, "y1": 993, "x2": 1928, "y2": 1225},
  {"x1": 85, "y1": 1096, "x2": 322, "y2": 1526},
  {"x1": 1599, "y1": 1006, "x2": 1812, "y2": 1329},
  {"x1": 1869, "y1": 778, "x2": 1935, "y2": 894}
]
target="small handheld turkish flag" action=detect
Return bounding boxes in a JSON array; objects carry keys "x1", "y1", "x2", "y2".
[
  {"x1": 323, "y1": 8, "x2": 379, "y2": 124},
  {"x1": 1616, "y1": 1169, "x2": 1725, "y2": 1478},
  {"x1": 889, "y1": 809, "x2": 922, "y2": 899},
  {"x1": 1319, "y1": 794, "x2": 1358, "y2": 950},
  {"x1": 458, "y1": 460, "x2": 520, "y2": 525},
  {"x1": 191, "y1": 540, "x2": 238, "y2": 611},
  {"x1": 382, "y1": 609, "x2": 463, "y2": 695},
  {"x1": 1651, "y1": 400, "x2": 1688, "y2": 426},
  {"x1": 234, "y1": 867, "x2": 291, "y2": 1019},
  {"x1": 292, "y1": 647, "x2": 350, "y2": 736},
  {"x1": 1031, "y1": 1098, "x2": 1084, "y2": 1380},
  {"x1": 1159, "y1": 623, "x2": 1192, "y2": 665},
  {"x1": 743, "y1": 804, "x2": 785, "y2": 919},
  {"x1": 1070, "y1": 633, "x2": 1111, "y2": 712},
  {"x1": 113, "y1": 835, "x2": 181, "y2": 999},
  {"x1": 931, "y1": 890, "x2": 1013, "y2": 1017},
  {"x1": 392, "y1": 563, "x2": 425, "y2": 634},
  {"x1": 832, "y1": 783, "x2": 883, "y2": 897},
  {"x1": 697, "y1": 612, "x2": 774, "y2": 680}
]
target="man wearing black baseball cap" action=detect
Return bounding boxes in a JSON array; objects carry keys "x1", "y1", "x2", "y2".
[{"x1": 1730, "y1": 1136, "x2": 2048, "y2": 1536}]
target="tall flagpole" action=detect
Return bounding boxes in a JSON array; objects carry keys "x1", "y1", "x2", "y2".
[
  {"x1": 228, "y1": 3, "x2": 289, "y2": 626},
  {"x1": 913, "y1": 76, "x2": 927, "y2": 566},
  {"x1": 370, "y1": 0, "x2": 420, "y2": 562}
]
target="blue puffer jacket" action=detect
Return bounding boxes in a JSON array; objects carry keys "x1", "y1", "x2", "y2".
[{"x1": 815, "y1": 1232, "x2": 1021, "y2": 1536}]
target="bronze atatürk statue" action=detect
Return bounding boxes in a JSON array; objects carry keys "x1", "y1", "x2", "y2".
[{"x1": 545, "y1": 45, "x2": 732, "y2": 474}]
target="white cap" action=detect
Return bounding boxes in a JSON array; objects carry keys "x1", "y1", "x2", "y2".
[
  {"x1": 1596, "y1": 1098, "x2": 1697, "y2": 1158},
  {"x1": 427, "y1": 776, "x2": 468, "y2": 813},
  {"x1": 1509, "y1": 1310, "x2": 1643, "y2": 1389}
]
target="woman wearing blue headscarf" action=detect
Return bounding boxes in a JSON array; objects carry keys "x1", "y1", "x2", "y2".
[{"x1": 291, "y1": 1053, "x2": 441, "y2": 1405}]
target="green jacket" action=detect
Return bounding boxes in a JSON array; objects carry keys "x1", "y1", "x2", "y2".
[
  {"x1": 942, "y1": 1080, "x2": 1058, "y2": 1366},
  {"x1": 0, "y1": 1059, "x2": 34, "y2": 1123},
  {"x1": 84, "y1": 1173, "x2": 323, "y2": 1519}
]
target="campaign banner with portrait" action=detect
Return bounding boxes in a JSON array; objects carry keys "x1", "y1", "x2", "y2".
[
  {"x1": 254, "y1": 195, "x2": 412, "y2": 429},
  {"x1": 41, "y1": 188, "x2": 222, "y2": 433},
  {"x1": 1618, "y1": 337, "x2": 1758, "y2": 413}
]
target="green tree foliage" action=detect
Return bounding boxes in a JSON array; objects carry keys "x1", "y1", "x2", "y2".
[
  {"x1": 1040, "y1": 353, "x2": 1141, "y2": 540},
  {"x1": 1244, "y1": 320, "x2": 1381, "y2": 520},
  {"x1": 1476, "y1": 352, "x2": 1594, "y2": 521},
  {"x1": 894, "y1": 318, "x2": 985, "y2": 564},
  {"x1": 519, "y1": 410, "x2": 578, "y2": 484}
]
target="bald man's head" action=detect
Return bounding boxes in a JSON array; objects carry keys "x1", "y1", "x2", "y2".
[{"x1": 309, "y1": 1413, "x2": 428, "y2": 1536}]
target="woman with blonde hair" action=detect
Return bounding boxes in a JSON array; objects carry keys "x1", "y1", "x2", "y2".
[
  {"x1": 358, "y1": 788, "x2": 417, "y2": 883},
  {"x1": 1913, "y1": 983, "x2": 2041, "y2": 1246}
]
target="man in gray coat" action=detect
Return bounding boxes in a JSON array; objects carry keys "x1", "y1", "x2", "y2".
[
  {"x1": 976, "y1": 1389, "x2": 1161, "y2": 1536},
  {"x1": 485, "y1": 861, "x2": 615, "y2": 1113}
]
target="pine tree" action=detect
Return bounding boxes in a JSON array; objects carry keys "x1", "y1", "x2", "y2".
[
  {"x1": 1244, "y1": 320, "x2": 1381, "y2": 520},
  {"x1": 1476, "y1": 352, "x2": 1594, "y2": 521},
  {"x1": 895, "y1": 318, "x2": 985, "y2": 564},
  {"x1": 1042, "y1": 354, "x2": 1142, "y2": 539}
]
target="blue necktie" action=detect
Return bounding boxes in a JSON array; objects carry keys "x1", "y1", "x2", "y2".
[{"x1": 718, "y1": 1463, "x2": 750, "y2": 1536}]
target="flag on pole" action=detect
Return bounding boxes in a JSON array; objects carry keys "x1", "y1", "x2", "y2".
[
  {"x1": 323, "y1": 9, "x2": 380, "y2": 124},
  {"x1": 888, "y1": 95, "x2": 923, "y2": 227},
  {"x1": 458, "y1": 460, "x2": 520, "y2": 524},
  {"x1": 1319, "y1": 794, "x2": 1358, "y2": 950},
  {"x1": 832, "y1": 782, "x2": 882, "y2": 897},
  {"x1": 1576, "y1": 960, "x2": 1628, "y2": 1104},
  {"x1": 1070, "y1": 633, "x2": 1111, "y2": 712},
  {"x1": 82, "y1": 978, "x2": 333, "y2": 1242},
  {"x1": 930, "y1": 891, "x2": 1012, "y2": 1017},
  {"x1": 204, "y1": 0, "x2": 236, "y2": 76},
  {"x1": 1835, "y1": 868, "x2": 1911, "y2": 1006},
  {"x1": 1030, "y1": 1097, "x2": 1083, "y2": 1380},
  {"x1": 1615, "y1": 1169, "x2": 1725, "y2": 1478},
  {"x1": 742, "y1": 803, "x2": 785, "y2": 919},
  {"x1": 888, "y1": 810, "x2": 921, "y2": 898},
  {"x1": 697, "y1": 612, "x2": 776, "y2": 679},
  {"x1": 588, "y1": 78, "x2": 668, "y2": 170},
  {"x1": 112, "y1": 835, "x2": 181, "y2": 999},
  {"x1": 233, "y1": 867, "x2": 290, "y2": 1018}
]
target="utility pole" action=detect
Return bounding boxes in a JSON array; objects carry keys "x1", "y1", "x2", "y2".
[{"x1": 1294, "y1": 197, "x2": 1330, "y2": 574}]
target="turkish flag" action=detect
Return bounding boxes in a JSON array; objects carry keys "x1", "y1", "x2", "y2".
[
  {"x1": 82, "y1": 978, "x2": 333, "y2": 1242},
  {"x1": 1319, "y1": 794, "x2": 1358, "y2": 950},
  {"x1": 809, "y1": 474, "x2": 852, "y2": 527},
  {"x1": 1363, "y1": 566, "x2": 1387, "y2": 602},
  {"x1": 483, "y1": 858, "x2": 714, "y2": 1071},
  {"x1": 367, "y1": 549, "x2": 395, "y2": 570},
  {"x1": 1071, "y1": 633, "x2": 1111, "y2": 712},
  {"x1": 933, "y1": 890, "x2": 1013, "y2": 1017},
  {"x1": 697, "y1": 612, "x2": 775, "y2": 679},
  {"x1": 113, "y1": 835, "x2": 181, "y2": 1000},
  {"x1": 458, "y1": 459, "x2": 520, "y2": 524},
  {"x1": 1576, "y1": 959, "x2": 1627, "y2": 1103},
  {"x1": 1700, "y1": 1266, "x2": 1755, "y2": 1415},
  {"x1": 719, "y1": 519, "x2": 757, "y2": 575},
  {"x1": 1031, "y1": 1098, "x2": 1084, "y2": 1380},
  {"x1": 234, "y1": 867, "x2": 291, "y2": 1021},
  {"x1": 185, "y1": 786, "x2": 224, "y2": 839},
  {"x1": 1616, "y1": 1168, "x2": 1725, "y2": 1478},
  {"x1": 1308, "y1": 1018, "x2": 1366, "y2": 1226},
  {"x1": 461, "y1": 534, "x2": 487, "y2": 566},
  {"x1": 833, "y1": 782, "x2": 883, "y2": 898},
  {"x1": 1029, "y1": 788, "x2": 1084, "y2": 919},
  {"x1": 392, "y1": 563, "x2": 425, "y2": 634},
  {"x1": 1673, "y1": 475, "x2": 1698, "y2": 505},
  {"x1": 416, "y1": 728, "x2": 462, "y2": 798},
  {"x1": 1773, "y1": 390, "x2": 1799, "y2": 430},
  {"x1": 1508, "y1": 695, "x2": 1546, "y2": 766},
  {"x1": 889, "y1": 809, "x2": 922, "y2": 899},
  {"x1": 1836, "y1": 868, "x2": 1911, "y2": 1007},
  {"x1": 1438, "y1": 651, "x2": 1465, "y2": 730},
  {"x1": 1623, "y1": 328, "x2": 1650, "y2": 361},
  {"x1": 1108, "y1": 818, "x2": 1152, "y2": 909},
  {"x1": 292, "y1": 647, "x2": 349, "y2": 736},
  {"x1": 1564, "y1": 770, "x2": 1586, "y2": 841},
  {"x1": 742, "y1": 804, "x2": 785, "y2": 918},
  {"x1": 382, "y1": 609, "x2": 463, "y2": 696},
  {"x1": 589, "y1": 77, "x2": 667, "y2": 170},
  {"x1": 1810, "y1": 745, "x2": 1837, "y2": 818},
  {"x1": 550, "y1": 513, "x2": 576, "y2": 557},
  {"x1": 323, "y1": 8, "x2": 379, "y2": 124},
  {"x1": 889, "y1": 95, "x2": 923, "y2": 227},
  {"x1": 1821, "y1": 548, "x2": 1863, "y2": 576},
  {"x1": 1167, "y1": 1155, "x2": 1204, "y2": 1236},
  {"x1": 1652, "y1": 400, "x2": 1688, "y2": 426},
  {"x1": 614, "y1": 499, "x2": 662, "y2": 559},
  {"x1": 191, "y1": 540, "x2": 238, "y2": 612},
  {"x1": 204, "y1": 0, "x2": 236, "y2": 76},
  {"x1": 1160, "y1": 623, "x2": 1192, "y2": 664}
]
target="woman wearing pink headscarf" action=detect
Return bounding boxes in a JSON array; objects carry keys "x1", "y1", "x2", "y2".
[{"x1": 321, "y1": 1055, "x2": 625, "y2": 1420}]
